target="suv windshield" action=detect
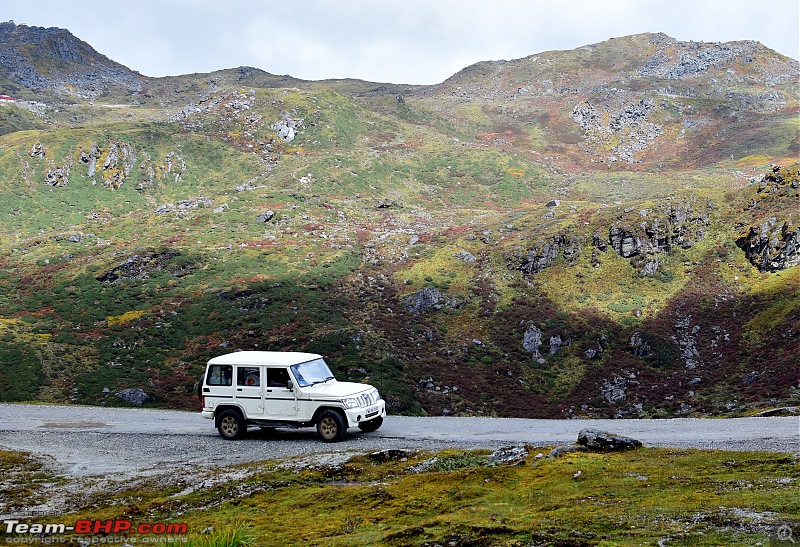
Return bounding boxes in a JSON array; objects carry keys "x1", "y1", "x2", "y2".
[{"x1": 290, "y1": 358, "x2": 335, "y2": 387}]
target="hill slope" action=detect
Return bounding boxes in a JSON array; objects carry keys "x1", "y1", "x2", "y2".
[{"x1": 0, "y1": 23, "x2": 797, "y2": 417}]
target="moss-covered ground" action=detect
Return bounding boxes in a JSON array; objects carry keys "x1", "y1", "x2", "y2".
[{"x1": 4, "y1": 447, "x2": 798, "y2": 546}]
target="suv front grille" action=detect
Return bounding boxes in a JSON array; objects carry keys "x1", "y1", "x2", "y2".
[{"x1": 358, "y1": 391, "x2": 379, "y2": 407}]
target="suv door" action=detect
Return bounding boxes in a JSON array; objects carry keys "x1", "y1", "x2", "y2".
[
  {"x1": 234, "y1": 365, "x2": 263, "y2": 417},
  {"x1": 264, "y1": 367, "x2": 297, "y2": 417}
]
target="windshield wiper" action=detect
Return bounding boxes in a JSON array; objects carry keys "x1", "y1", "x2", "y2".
[{"x1": 308, "y1": 376, "x2": 335, "y2": 387}]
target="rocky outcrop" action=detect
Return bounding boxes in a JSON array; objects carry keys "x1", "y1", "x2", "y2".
[
  {"x1": 607, "y1": 198, "x2": 711, "y2": 258},
  {"x1": 672, "y1": 309, "x2": 702, "y2": 369},
  {"x1": 521, "y1": 322, "x2": 543, "y2": 358},
  {"x1": 737, "y1": 218, "x2": 800, "y2": 272},
  {"x1": 737, "y1": 165, "x2": 800, "y2": 272},
  {"x1": 96, "y1": 251, "x2": 184, "y2": 283},
  {"x1": 639, "y1": 37, "x2": 762, "y2": 79},
  {"x1": 404, "y1": 287, "x2": 463, "y2": 313},
  {"x1": 508, "y1": 234, "x2": 582, "y2": 275},
  {"x1": 78, "y1": 141, "x2": 137, "y2": 189}
]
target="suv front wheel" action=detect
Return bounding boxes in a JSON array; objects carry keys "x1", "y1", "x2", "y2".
[{"x1": 316, "y1": 410, "x2": 346, "y2": 442}]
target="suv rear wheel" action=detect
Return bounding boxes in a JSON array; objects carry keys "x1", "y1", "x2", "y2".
[
  {"x1": 217, "y1": 409, "x2": 245, "y2": 440},
  {"x1": 316, "y1": 410, "x2": 346, "y2": 442}
]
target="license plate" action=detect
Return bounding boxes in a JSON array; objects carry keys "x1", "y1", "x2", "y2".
[{"x1": 365, "y1": 406, "x2": 379, "y2": 417}]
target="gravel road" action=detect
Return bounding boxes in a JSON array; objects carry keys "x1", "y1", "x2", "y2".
[{"x1": 0, "y1": 403, "x2": 797, "y2": 478}]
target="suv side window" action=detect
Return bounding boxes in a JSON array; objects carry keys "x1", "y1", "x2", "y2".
[
  {"x1": 207, "y1": 365, "x2": 232, "y2": 386},
  {"x1": 237, "y1": 366, "x2": 260, "y2": 386},
  {"x1": 267, "y1": 368, "x2": 290, "y2": 388}
]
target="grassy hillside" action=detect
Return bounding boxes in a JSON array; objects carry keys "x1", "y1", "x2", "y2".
[{"x1": 0, "y1": 29, "x2": 798, "y2": 416}]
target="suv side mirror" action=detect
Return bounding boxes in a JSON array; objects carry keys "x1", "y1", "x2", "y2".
[{"x1": 287, "y1": 380, "x2": 294, "y2": 392}]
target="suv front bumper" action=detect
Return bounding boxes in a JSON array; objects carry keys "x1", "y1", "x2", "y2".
[{"x1": 344, "y1": 400, "x2": 386, "y2": 428}]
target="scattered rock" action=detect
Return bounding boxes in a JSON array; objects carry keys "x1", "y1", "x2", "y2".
[
  {"x1": 29, "y1": 142, "x2": 45, "y2": 158},
  {"x1": 257, "y1": 211, "x2": 275, "y2": 223},
  {"x1": 453, "y1": 250, "x2": 476, "y2": 263}
]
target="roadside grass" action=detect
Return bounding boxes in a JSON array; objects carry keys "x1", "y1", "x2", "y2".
[{"x1": 7, "y1": 447, "x2": 798, "y2": 546}]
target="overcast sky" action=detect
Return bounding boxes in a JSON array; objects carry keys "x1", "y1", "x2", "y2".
[{"x1": 4, "y1": 0, "x2": 799, "y2": 84}]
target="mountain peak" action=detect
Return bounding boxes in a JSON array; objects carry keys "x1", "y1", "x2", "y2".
[{"x1": 0, "y1": 20, "x2": 141, "y2": 99}]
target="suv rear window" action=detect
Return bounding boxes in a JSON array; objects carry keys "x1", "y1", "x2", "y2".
[{"x1": 207, "y1": 364, "x2": 232, "y2": 386}]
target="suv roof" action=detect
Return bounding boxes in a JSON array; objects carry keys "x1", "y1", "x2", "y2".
[{"x1": 207, "y1": 351, "x2": 322, "y2": 367}]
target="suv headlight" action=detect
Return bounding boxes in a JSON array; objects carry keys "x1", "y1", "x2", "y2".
[{"x1": 342, "y1": 398, "x2": 359, "y2": 409}]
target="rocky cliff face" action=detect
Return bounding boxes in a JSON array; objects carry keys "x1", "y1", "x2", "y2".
[{"x1": 0, "y1": 21, "x2": 140, "y2": 97}]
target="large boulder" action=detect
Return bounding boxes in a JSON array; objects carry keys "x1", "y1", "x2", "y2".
[{"x1": 577, "y1": 428, "x2": 642, "y2": 451}]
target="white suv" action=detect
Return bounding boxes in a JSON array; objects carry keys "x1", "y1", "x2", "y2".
[{"x1": 200, "y1": 351, "x2": 386, "y2": 442}]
